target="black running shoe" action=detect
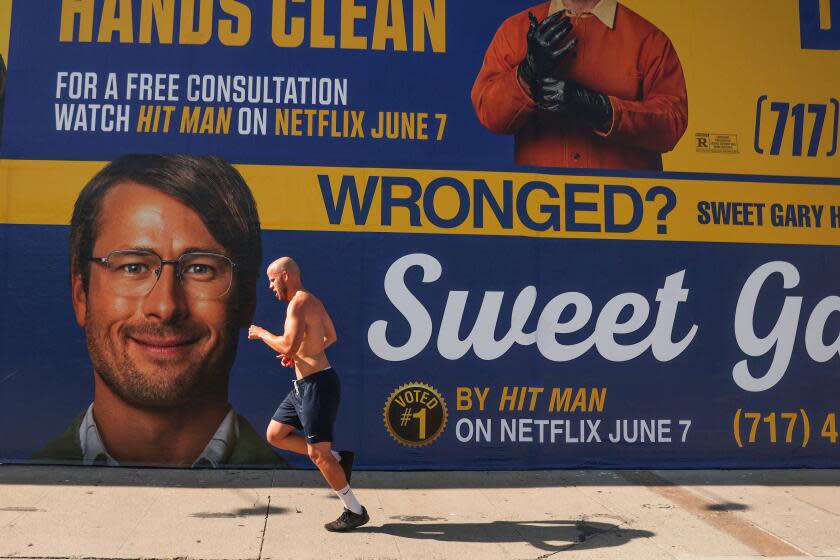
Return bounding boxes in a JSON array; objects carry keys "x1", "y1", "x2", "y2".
[
  {"x1": 324, "y1": 507, "x2": 369, "y2": 532},
  {"x1": 338, "y1": 451, "x2": 355, "y2": 484}
]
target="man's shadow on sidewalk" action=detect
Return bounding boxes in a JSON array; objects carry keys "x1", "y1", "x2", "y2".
[{"x1": 358, "y1": 519, "x2": 653, "y2": 552}]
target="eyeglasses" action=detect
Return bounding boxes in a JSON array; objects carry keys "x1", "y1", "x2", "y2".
[{"x1": 89, "y1": 250, "x2": 237, "y2": 300}]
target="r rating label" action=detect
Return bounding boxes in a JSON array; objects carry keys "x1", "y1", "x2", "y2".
[
  {"x1": 383, "y1": 382, "x2": 448, "y2": 448},
  {"x1": 696, "y1": 132, "x2": 740, "y2": 153}
]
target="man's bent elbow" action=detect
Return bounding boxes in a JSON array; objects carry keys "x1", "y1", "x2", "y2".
[
  {"x1": 645, "y1": 100, "x2": 688, "y2": 153},
  {"x1": 660, "y1": 111, "x2": 688, "y2": 153},
  {"x1": 474, "y1": 107, "x2": 521, "y2": 135},
  {"x1": 471, "y1": 84, "x2": 521, "y2": 136}
]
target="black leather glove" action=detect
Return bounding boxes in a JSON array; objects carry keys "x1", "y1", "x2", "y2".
[
  {"x1": 518, "y1": 11, "x2": 576, "y2": 93},
  {"x1": 535, "y1": 77, "x2": 614, "y2": 131}
]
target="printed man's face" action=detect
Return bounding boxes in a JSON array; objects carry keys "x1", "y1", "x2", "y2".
[{"x1": 72, "y1": 182, "x2": 242, "y2": 409}]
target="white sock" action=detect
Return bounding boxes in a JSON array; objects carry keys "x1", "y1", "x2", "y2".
[
  {"x1": 335, "y1": 485, "x2": 363, "y2": 515},
  {"x1": 331, "y1": 450, "x2": 341, "y2": 461}
]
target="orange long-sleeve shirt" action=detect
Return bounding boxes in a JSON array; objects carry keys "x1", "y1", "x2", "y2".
[{"x1": 471, "y1": 1, "x2": 688, "y2": 170}]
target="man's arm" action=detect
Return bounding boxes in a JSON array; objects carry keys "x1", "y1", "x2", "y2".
[
  {"x1": 247, "y1": 326, "x2": 286, "y2": 353},
  {"x1": 595, "y1": 34, "x2": 688, "y2": 153},
  {"x1": 471, "y1": 20, "x2": 537, "y2": 135},
  {"x1": 322, "y1": 308, "x2": 337, "y2": 350},
  {"x1": 249, "y1": 300, "x2": 306, "y2": 356}
]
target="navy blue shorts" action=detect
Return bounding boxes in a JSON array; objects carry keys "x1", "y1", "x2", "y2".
[{"x1": 272, "y1": 368, "x2": 340, "y2": 444}]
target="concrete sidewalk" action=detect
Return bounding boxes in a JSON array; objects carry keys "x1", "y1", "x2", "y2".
[{"x1": 1, "y1": 466, "x2": 839, "y2": 560}]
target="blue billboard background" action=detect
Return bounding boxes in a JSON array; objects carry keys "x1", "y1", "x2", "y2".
[
  {"x1": 0, "y1": 1, "x2": 838, "y2": 469},
  {"x1": 1, "y1": 224, "x2": 838, "y2": 468},
  {"x1": 1, "y1": 0, "x2": 533, "y2": 167}
]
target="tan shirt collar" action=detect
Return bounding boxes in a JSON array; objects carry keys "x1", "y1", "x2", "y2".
[{"x1": 548, "y1": 0, "x2": 618, "y2": 29}]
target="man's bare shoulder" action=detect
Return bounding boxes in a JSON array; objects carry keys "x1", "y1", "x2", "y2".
[
  {"x1": 289, "y1": 291, "x2": 323, "y2": 312},
  {"x1": 287, "y1": 291, "x2": 308, "y2": 312}
]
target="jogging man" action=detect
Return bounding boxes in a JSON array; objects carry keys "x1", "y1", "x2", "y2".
[{"x1": 248, "y1": 257, "x2": 368, "y2": 531}]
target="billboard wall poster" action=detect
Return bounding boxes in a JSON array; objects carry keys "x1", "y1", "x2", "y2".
[{"x1": 0, "y1": 0, "x2": 838, "y2": 470}]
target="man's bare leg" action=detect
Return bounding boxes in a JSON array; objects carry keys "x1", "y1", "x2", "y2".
[
  {"x1": 267, "y1": 421, "x2": 352, "y2": 478},
  {"x1": 266, "y1": 422, "x2": 367, "y2": 530},
  {"x1": 267, "y1": 424, "x2": 344, "y2": 487},
  {"x1": 308, "y1": 441, "x2": 367, "y2": 532},
  {"x1": 266, "y1": 420, "x2": 308, "y2": 455},
  {"x1": 306, "y1": 441, "x2": 348, "y2": 490}
]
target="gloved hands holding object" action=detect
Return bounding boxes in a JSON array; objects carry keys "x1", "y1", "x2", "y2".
[
  {"x1": 518, "y1": 11, "x2": 576, "y2": 92},
  {"x1": 535, "y1": 78, "x2": 614, "y2": 131},
  {"x1": 516, "y1": 11, "x2": 613, "y2": 131}
]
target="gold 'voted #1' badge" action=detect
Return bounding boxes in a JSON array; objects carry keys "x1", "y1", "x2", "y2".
[{"x1": 383, "y1": 382, "x2": 448, "y2": 447}]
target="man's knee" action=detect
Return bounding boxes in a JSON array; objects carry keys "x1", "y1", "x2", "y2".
[
  {"x1": 266, "y1": 421, "x2": 292, "y2": 444},
  {"x1": 307, "y1": 444, "x2": 331, "y2": 466}
]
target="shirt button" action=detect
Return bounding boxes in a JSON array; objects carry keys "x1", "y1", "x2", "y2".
[{"x1": 572, "y1": 153, "x2": 581, "y2": 161}]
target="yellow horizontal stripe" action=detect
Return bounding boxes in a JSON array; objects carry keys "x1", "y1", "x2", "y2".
[
  {"x1": 0, "y1": 0, "x2": 11, "y2": 61},
  {"x1": 1, "y1": 159, "x2": 838, "y2": 246}
]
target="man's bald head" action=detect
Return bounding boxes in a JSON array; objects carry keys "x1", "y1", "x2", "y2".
[
  {"x1": 267, "y1": 257, "x2": 301, "y2": 302},
  {"x1": 268, "y1": 257, "x2": 300, "y2": 278}
]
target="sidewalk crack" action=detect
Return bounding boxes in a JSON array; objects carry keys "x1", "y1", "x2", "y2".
[{"x1": 258, "y1": 494, "x2": 271, "y2": 560}]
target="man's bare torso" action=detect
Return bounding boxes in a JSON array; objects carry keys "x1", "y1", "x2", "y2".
[{"x1": 286, "y1": 291, "x2": 337, "y2": 379}]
